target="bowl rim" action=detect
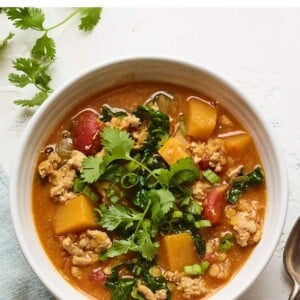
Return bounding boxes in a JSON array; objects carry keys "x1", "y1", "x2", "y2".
[{"x1": 9, "y1": 55, "x2": 288, "y2": 300}]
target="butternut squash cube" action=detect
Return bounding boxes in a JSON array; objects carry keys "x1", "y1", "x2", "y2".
[
  {"x1": 186, "y1": 98, "x2": 217, "y2": 140},
  {"x1": 223, "y1": 132, "x2": 253, "y2": 156},
  {"x1": 157, "y1": 232, "x2": 199, "y2": 272},
  {"x1": 158, "y1": 137, "x2": 189, "y2": 165},
  {"x1": 54, "y1": 195, "x2": 98, "y2": 235}
]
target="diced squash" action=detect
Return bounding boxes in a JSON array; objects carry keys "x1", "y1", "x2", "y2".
[
  {"x1": 186, "y1": 98, "x2": 217, "y2": 139},
  {"x1": 174, "y1": 130, "x2": 190, "y2": 150},
  {"x1": 158, "y1": 137, "x2": 189, "y2": 165},
  {"x1": 157, "y1": 232, "x2": 199, "y2": 272},
  {"x1": 54, "y1": 195, "x2": 98, "y2": 235},
  {"x1": 223, "y1": 132, "x2": 253, "y2": 156}
]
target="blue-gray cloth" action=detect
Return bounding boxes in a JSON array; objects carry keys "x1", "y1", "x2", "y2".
[{"x1": 0, "y1": 167, "x2": 54, "y2": 300}]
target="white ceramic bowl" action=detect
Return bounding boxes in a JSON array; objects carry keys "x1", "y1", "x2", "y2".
[{"x1": 10, "y1": 57, "x2": 288, "y2": 300}]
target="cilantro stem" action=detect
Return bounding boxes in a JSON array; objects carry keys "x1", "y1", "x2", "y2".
[
  {"x1": 44, "y1": 8, "x2": 81, "y2": 32},
  {"x1": 133, "y1": 199, "x2": 152, "y2": 237},
  {"x1": 129, "y1": 158, "x2": 159, "y2": 182}
]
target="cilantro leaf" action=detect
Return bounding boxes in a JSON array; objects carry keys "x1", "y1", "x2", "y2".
[
  {"x1": 10, "y1": 57, "x2": 52, "y2": 92},
  {"x1": 31, "y1": 33, "x2": 56, "y2": 60},
  {"x1": 170, "y1": 157, "x2": 200, "y2": 184},
  {"x1": 136, "y1": 230, "x2": 159, "y2": 261},
  {"x1": 101, "y1": 127, "x2": 134, "y2": 159},
  {"x1": 149, "y1": 188, "x2": 175, "y2": 222},
  {"x1": 14, "y1": 90, "x2": 49, "y2": 107},
  {"x1": 152, "y1": 168, "x2": 171, "y2": 188},
  {"x1": 6, "y1": 8, "x2": 45, "y2": 31},
  {"x1": 8, "y1": 74, "x2": 31, "y2": 88},
  {"x1": 73, "y1": 177, "x2": 99, "y2": 202},
  {"x1": 11, "y1": 57, "x2": 41, "y2": 77},
  {"x1": 99, "y1": 239, "x2": 137, "y2": 260},
  {"x1": 0, "y1": 32, "x2": 14, "y2": 52},
  {"x1": 78, "y1": 8, "x2": 102, "y2": 32},
  {"x1": 100, "y1": 204, "x2": 143, "y2": 231},
  {"x1": 81, "y1": 156, "x2": 104, "y2": 183},
  {"x1": 100, "y1": 231, "x2": 158, "y2": 262}
]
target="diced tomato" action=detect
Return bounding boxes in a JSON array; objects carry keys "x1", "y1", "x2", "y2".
[
  {"x1": 89, "y1": 267, "x2": 107, "y2": 285},
  {"x1": 203, "y1": 186, "x2": 227, "y2": 224},
  {"x1": 72, "y1": 110, "x2": 103, "y2": 155}
]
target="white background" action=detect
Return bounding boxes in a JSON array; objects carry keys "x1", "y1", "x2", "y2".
[{"x1": 0, "y1": 7, "x2": 299, "y2": 299}]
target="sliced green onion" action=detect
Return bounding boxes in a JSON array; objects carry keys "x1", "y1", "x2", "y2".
[
  {"x1": 127, "y1": 160, "x2": 139, "y2": 172},
  {"x1": 184, "y1": 261, "x2": 210, "y2": 276},
  {"x1": 184, "y1": 265, "x2": 193, "y2": 274},
  {"x1": 219, "y1": 234, "x2": 234, "y2": 252},
  {"x1": 203, "y1": 169, "x2": 221, "y2": 184},
  {"x1": 187, "y1": 201, "x2": 202, "y2": 215},
  {"x1": 82, "y1": 185, "x2": 99, "y2": 202},
  {"x1": 149, "y1": 266, "x2": 162, "y2": 277},
  {"x1": 132, "y1": 265, "x2": 142, "y2": 276},
  {"x1": 179, "y1": 113, "x2": 186, "y2": 134},
  {"x1": 120, "y1": 173, "x2": 139, "y2": 189},
  {"x1": 200, "y1": 261, "x2": 210, "y2": 273},
  {"x1": 194, "y1": 219, "x2": 211, "y2": 229},
  {"x1": 107, "y1": 183, "x2": 124, "y2": 203},
  {"x1": 185, "y1": 213, "x2": 195, "y2": 223},
  {"x1": 73, "y1": 177, "x2": 99, "y2": 202},
  {"x1": 172, "y1": 210, "x2": 183, "y2": 219},
  {"x1": 180, "y1": 196, "x2": 190, "y2": 207}
]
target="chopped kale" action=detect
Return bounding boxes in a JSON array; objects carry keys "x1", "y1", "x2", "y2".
[
  {"x1": 106, "y1": 260, "x2": 170, "y2": 300},
  {"x1": 100, "y1": 104, "x2": 128, "y2": 122},
  {"x1": 133, "y1": 105, "x2": 170, "y2": 156},
  {"x1": 226, "y1": 166, "x2": 264, "y2": 204}
]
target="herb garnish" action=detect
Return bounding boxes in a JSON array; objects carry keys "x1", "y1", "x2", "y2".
[
  {"x1": 0, "y1": 32, "x2": 14, "y2": 52},
  {"x1": 1, "y1": 7, "x2": 102, "y2": 107},
  {"x1": 78, "y1": 107, "x2": 205, "y2": 262}
]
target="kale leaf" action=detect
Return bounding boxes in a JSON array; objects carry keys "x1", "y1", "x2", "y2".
[
  {"x1": 106, "y1": 260, "x2": 170, "y2": 300},
  {"x1": 105, "y1": 265, "x2": 137, "y2": 300},
  {"x1": 133, "y1": 105, "x2": 170, "y2": 156},
  {"x1": 100, "y1": 104, "x2": 128, "y2": 122},
  {"x1": 226, "y1": 166, "x2": 264, "y2": 204}
]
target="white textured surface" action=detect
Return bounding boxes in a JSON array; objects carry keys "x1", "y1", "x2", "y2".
[{"x1": 0, "y1": 7, "x2": 298, "y2": 299}]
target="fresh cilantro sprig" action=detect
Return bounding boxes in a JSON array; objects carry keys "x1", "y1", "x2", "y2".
[
  {"x1": 100, "y1": 204, "x2": 143, "y2": 231},
  {"x1": 98, "y1": 188, "x2": 175, "y2": 261},
  {"x1": 0, "y1": 32, "x2": 14, "y2": 52},
  {"x1": 6, "y1": 8, "x2": 46, "y2": 31},
  {"x1": 6, "y1": 7, "x2": 102, "y2": 33},
  {"x1": 81, "y1": 127, "x2": 160, "y2": 184},
  {"x1": 3, "y1": 7, "x2": 102, "y2": 107}
]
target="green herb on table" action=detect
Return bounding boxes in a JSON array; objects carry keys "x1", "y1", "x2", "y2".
[
  {"x1": 0, "y1": 32, "x2": 14, "y2": 52},
  {"x1": 2, "y1": 7, "x2": 102, "y2": 107}
]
